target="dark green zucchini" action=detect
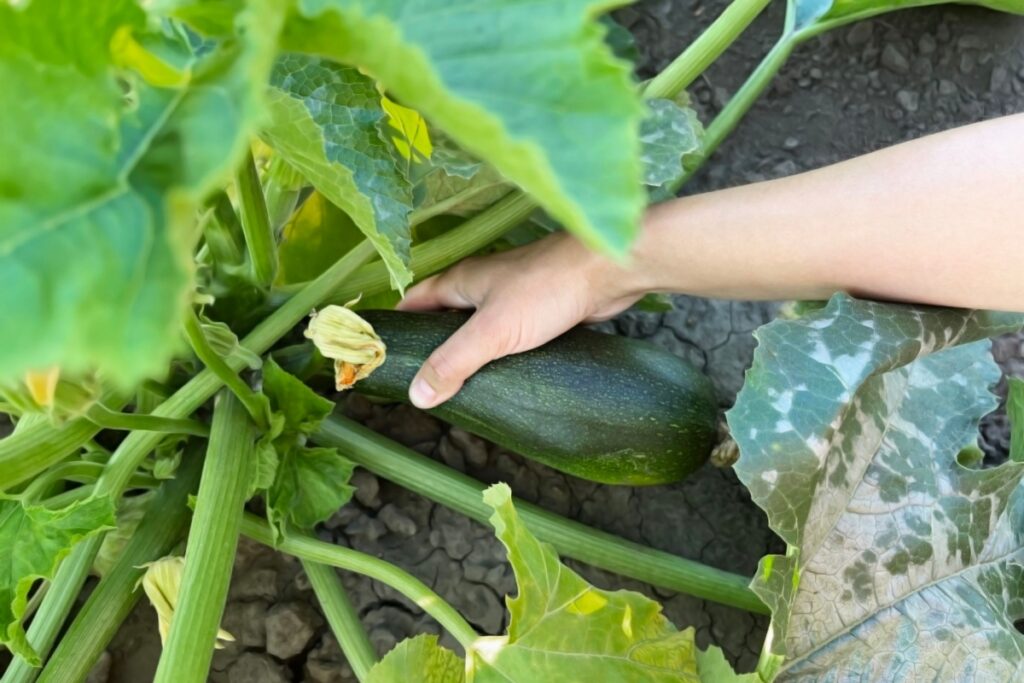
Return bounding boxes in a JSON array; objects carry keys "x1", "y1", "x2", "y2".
[{"x1": 354, "y1": 310, "x2": 718, "y2": 486}]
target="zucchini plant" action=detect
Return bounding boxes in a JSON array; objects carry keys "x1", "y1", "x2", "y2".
[{"x1": 1, "y1": 0, "x2": 1022, "y2": 681}]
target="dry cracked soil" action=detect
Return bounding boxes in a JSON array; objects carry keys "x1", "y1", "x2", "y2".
[{"x1": 46, "y1": 4, "x2": 1024, "y2": 682}]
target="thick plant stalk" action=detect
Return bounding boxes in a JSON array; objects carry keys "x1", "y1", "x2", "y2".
[
  {"x1": 314, "y1": 416, "x2": 767, "y2": 614},
  {"x1": 303, "y1": 561, "x2": 377, "y2": 682},
  {"x1": 642, "y1": 0, "x2": 772, "y2": 98},
  {"x1": 37, "y1": 455, "x2": 203, "y2": 683},
  {"x1": 242, "y1": 517, "x2": 479, "y2": 649},
  {"x1": 154, "y1": 392, "x2": 254, "y2": 683},
  {"x1": 0, "y1": 412, "x2": 106, "y2": 492},
  {"x1": 6, "y1": 242, "x2": 377, "y2": 677},
  {"x1": 236, "y1": 150, "x2": 278, "y2": 287}
]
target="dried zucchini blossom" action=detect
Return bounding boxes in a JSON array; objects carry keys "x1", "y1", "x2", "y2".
[
  {"x1": 304, "y1": 304, "x2": 386, "y2": 390},
  {"x1": 140, "y1": 556, "x2": 235, "y2": 649}
]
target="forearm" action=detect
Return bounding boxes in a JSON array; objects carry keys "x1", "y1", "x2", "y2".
[{"x1": 633, "y1": 114, "x2": 1024, "y2": 310}]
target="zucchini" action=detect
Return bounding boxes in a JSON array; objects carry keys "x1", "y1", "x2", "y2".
[{"x1": 355, "y1": 310, "x2": 718, "y2": 486}]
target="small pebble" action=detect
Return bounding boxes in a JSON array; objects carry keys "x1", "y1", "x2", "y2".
[
  {"x1": 881, "y1": 44, "x2": 910, "y2": 74},
  {"x1": 896, "y1": 89, "x2": 920, "y2": 113}
]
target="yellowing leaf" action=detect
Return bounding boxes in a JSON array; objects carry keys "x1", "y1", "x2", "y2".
[
  {"x1": 382, "y1": 95, "x2": 432, "y2": 162},
  {"x1": 109, "y1": 26, "x2": 189, "y2": 87}
]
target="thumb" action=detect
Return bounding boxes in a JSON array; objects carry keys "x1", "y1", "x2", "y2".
[{"x1": 408, "y1": 310, "x2": 510, "y2": 409}]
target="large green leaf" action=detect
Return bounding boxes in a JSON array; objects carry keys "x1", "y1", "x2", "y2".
[
  {"x1": 263, "y1": 54, "x2": 414, "y2": 290},
  {"x1": 0, "y1": 0, "x2": 282, "y2": 388},
  {"x1": 368, "y1": 635, "x2": 464, "y2": 683},
  {"x1": 0, "y1": 495, "x2": 116, "y2": 664},
  {"x1": 791, "y1": 0, "x2": 1024, "y2": 34},
  {"x1": 639, "y1": 96, "x2": 703, "y2": 198},
  {"x1": 729, "y1": 294, "x2": 1024, "y2": 680},
  {"x1": 282, "y1": 0, "x2": 645, "y2": 256},
  {"x1": 468, "y1": 483, "x2": 701, "y2": 681}
]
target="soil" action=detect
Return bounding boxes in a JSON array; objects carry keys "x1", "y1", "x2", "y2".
[{"x1": 38, "y1": 4, "x2": 1024, "y2": 682}]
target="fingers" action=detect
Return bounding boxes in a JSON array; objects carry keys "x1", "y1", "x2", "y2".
[
  {"x1": 408, "y1": 309, "x2": 512, "y2": 409},
  {"x1": 396, "y1": 270, "x2": 474, "y2": 312}
]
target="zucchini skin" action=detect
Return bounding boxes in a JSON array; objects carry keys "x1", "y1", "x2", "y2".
[{"x1": 356, "y1": 310, "x2": 718, "y2": 486}]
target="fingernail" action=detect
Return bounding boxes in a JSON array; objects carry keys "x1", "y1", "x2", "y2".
[{"x1": 409, "y1": 377, "x2": 438, "y2": 409}]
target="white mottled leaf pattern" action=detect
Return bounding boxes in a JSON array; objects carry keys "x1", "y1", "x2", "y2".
[
  {"x1": 639, "y1": 98, "x2": 702, "y2": 189},
  {"x1": 729, "y1": 294, "x2": 1024, "y2": 680}
]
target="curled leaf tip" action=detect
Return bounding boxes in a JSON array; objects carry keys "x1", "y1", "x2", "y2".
[
  {"x1": 140, "y1": 556, "x2": 234, "y2": 650},
  {"x1": 303, "y1": 303, "x2": 386, "y2": 391}
]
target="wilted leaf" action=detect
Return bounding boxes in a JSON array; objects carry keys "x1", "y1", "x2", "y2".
[
  {"x1": 0, "y1": 0, "x2": 282, "y2": 387},
  {"x1": 0, "y1": 495, "x2": 116, "y2": 663},
  {"x1": 283, "y1": 0, "x2": 645, "y2": 256},
  {"x1": 263, "y1": 54, "x2": 414, "y2": 290},
  {"x1": 729, "y1": 294, "x2": 1024, "y2": 680},
  {"x1": 466, "y1": 483, "x2": 702, "y2": 681},
  {"x1": 368, "y1": 635, "x2": 464, "y2": 683}
]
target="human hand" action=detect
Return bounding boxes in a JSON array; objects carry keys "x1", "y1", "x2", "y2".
[{"x1": 396, "y1": 231, "x2": 647, "y2": 408}]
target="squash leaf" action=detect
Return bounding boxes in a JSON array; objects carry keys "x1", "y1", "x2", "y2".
[
  {"x1": 0, "y1": 495, "x2": 116, "y2": 664},
  {"x1": 729, "y1": 294, "x2": 1024, "y2": 680},
  {"x1": 276, "y1": 193, "x2": 366, "y2": 285},
  {"x1": 368, "y1": 635, "x2": 464, "y2": 683},
  {"x1": 789, "y1": 0, "x2": 1023, "y2": 34},
  {"x1": 259, "y1": 357, "x2": 354, "y2": 535},
  {"x1": 467, "y1": 483, "x2": 702, "y2": 681},
  {"x1": 639, "y1": 97, "x2": 703, "y2": 190},
  {"x1": 282, "y1": 0, "x2": 645, "y2": 257},
  {"x1": 263, "y1": 54, "x2": 414, "y2": 291},
  {"x1": 0, "y1": 0, "x2": 282, "y2": 388}
]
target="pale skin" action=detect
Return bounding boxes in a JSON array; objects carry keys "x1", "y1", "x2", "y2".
[{"x1": 398, "y1": 113, "x2": 1024, "y2": 409}]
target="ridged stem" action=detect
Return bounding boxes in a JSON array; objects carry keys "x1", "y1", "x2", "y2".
[
  {"x1": 642, "y1": 0, "x2": 773, "y2": 99},
  {"x1": 153, "y1": 392, "x2": 254, "y2": 683},
  {"x1": 36, "y1": 455, "x2": 202, "y2": 683},
  {"x1": 314, "y1": 415, "x2": 766, "y2": 614},
  {"x1": 303, "y1": 561, "x2": 377, "y2": 681},
  {"x1": 236, "y1": 149, "x2": 278, "y2": 287}
]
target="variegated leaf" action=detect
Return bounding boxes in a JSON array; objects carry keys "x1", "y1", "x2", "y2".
[{"x1": 729, "y1": 294, "x2": 1024, "y2": 680}]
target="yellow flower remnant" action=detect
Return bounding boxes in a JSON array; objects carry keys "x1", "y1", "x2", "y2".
[
  {"x1": 140, "y1": 556, "x2": 235, "y2": 649},
  {"x1": 23, "y1": 367, "x2": 59, "y2": 407},
  {"x1": 304, "y1": 303, "x2": 386, "y2": 390}
]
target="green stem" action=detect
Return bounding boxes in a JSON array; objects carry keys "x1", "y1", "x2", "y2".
[
  {"x1": 303, "y1": 561, "x2": 377, "y2": 681},
  {"x1": 85, "y1": 403, "x2": 210, "y2": 437},
  {"x1": 37, "y1": 455, "x2": 202, "y2": 683},
  {"x1": 264, "y1": 155, "x2": 305, "y2": 235},
  {"x1": 10, "y1": 242, "x2": 377, "y2": 673},
  {"x1": 236, "y1": 149, "x2": 278, "y2": 287},
  {"x1": 21, "y1": 462, "x2": 157, "y2": 503},
  {"x1": 643, "y1": 0, "x2": 773, "y2": 99},
  {"x1": 668, "y1": 35, "x2": 796, "y2": 194},
  {"x1": 203, "y1": 196, "x2": 246, "y2": 268},
  {"x1": 182, "y1": 308, "x2": 267, "y2": 429},
  {"x1": 242, "y1": 516, "x2": 479, "y2": 649},
  {"x1": 315, "y1": 192, "x2": 536, "y2": 305},
  {"x1": 409, "y1": 184, "x2": 511, "y2": 227},
  {"x1": 314, "y1": 416, "x2": 766, "y2": 614},
  {"x1": 154, "y1": 392, "x2": 254, "y2": 683},
  {"x1": 0, "y1": 414, "x2": 102, "y2": 492}
]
